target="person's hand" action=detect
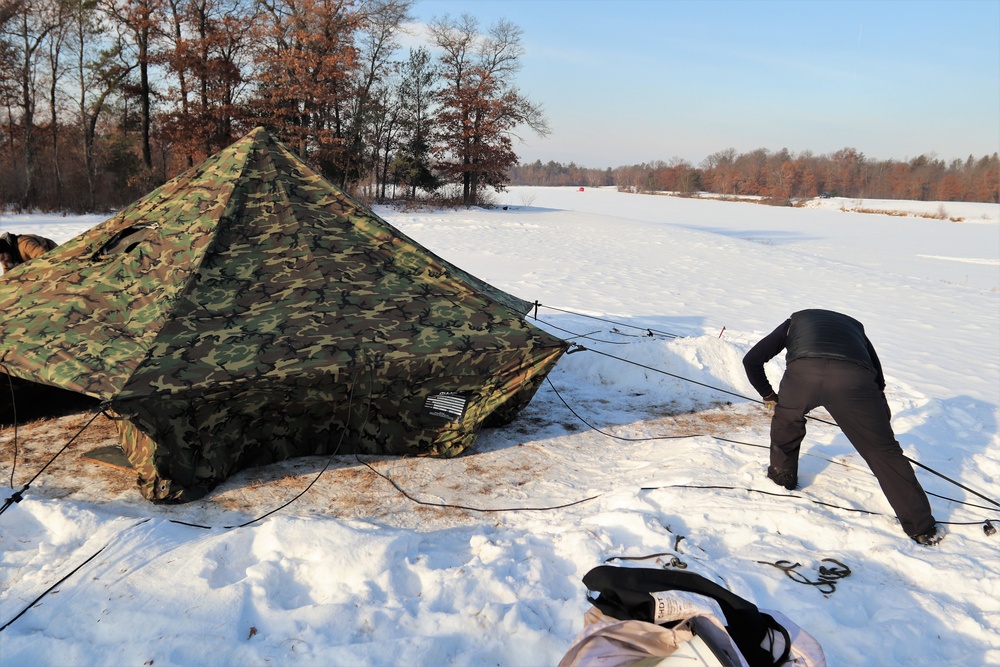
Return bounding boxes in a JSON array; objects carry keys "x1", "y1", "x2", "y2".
[{"x1": 763, "y1": 393, "x2": 779, "y2": 415}]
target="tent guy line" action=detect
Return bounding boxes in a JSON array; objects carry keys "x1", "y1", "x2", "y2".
[
  {"x1": 0, "y1": 127, "x2": 569, "y2": 503},
  {"x1": 0, "y1": 399, "x2": 104, "y2": 517},
  {"x1": 1, "y1": 364, "x2": 17, "y2": 488},
  {"x1": 2, "y1": 369, "x2": 992, "y2": 540},
  {"x1": 532, "y1": 302, "x2": 681, "y2": 339},
  {"x1": 531, "y1": 318, "x2": 635, "y2": 345},
  {"x1": 543, "y1": 376, "x2": 768, "y2": 447},
  {"x1": 0, "y1": 517, "x2": 153, "y2": 633},
  {"x1": 221, "y1": 364, "x2": 369, "y2": 529},
  {"x1": 536, "y1": 319, "x2": 1000, "y2": 511},
  {"x1": 3, "y1": 315, "x2": 996, "y2": 529},
  {"x1": 641, "y1": 486, "x2": 997, "y2": 531},
  {"x1": 0, "y1": 369, "x2": 992, "y2": 628},
  {"x1": 0, "y1": 403, "x2": 993, "y2": 638},
  {"x1": 225, "y1": 364, "x2": 601, "y2": 524},
  {"x1": 546, "y1": 377, "x2": 999, "y2": 529}
]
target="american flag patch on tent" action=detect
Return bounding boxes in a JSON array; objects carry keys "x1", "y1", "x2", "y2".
[{"x1": 423, "y1": 392, "x2": 470, "y2": 422}]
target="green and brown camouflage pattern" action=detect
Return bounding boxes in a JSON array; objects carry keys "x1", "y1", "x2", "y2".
[{"x1": 0, "y1": 127, "x2": 567, "y2": 502}]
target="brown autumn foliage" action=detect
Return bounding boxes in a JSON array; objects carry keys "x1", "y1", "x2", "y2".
[
  {"x1": 429, "y1": 14, "x2": 548, "y2": 206},
  {"x1": 511, "y1": 148, "x2": 999, "y2": 204},
  {"x1": 1, "y1": 3, "x2": 545, "y2": 212},
  {"x1": 1, "y1": 0, "x2": 995, "y2": 213}
]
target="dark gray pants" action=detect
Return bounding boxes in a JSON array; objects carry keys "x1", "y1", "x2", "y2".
[{"x1": 771, "y1": 357, "x2": 935, "y2": 537}]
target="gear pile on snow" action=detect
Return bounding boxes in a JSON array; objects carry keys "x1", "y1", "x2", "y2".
[{"x1": 559, "y1": 566, "x2": 826, "y2": 667}]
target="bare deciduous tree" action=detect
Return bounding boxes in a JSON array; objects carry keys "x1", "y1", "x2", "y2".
[{"x1": 430, "y1": 13, "x2": 547, "y2": 206}]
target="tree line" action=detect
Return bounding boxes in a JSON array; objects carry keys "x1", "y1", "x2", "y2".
[
  {"x1": 0, "y1": 0, "x2": 547, "y2": 212},
  {"x1": 511, "y1": 147, "x2": 1000, "y2": 203}
]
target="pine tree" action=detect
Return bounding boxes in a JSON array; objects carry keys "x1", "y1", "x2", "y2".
[{"x1": 393, "y1": 46, "x2": 437, "y2": 198}]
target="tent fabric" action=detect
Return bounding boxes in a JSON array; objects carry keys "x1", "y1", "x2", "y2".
[{"x1": 0, "y1": 127, "x2": 567, "y2": 502}]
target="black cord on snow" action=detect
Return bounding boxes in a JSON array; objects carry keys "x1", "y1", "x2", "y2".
[
  {"x1": 532, "y1": 302, "x2": 680, "y2": 339},
  {"x1": 354, "y1": 453, "x2": 601, "y2": 513},
  {"x1": 644, "y1": 484, "x2": 998, "y2": 531},
  {"x1": 547, "y1": 374, "x2": 1000, "y2": 521},
  {"x1": 559, "y1": 339, "x2": 1000, "y2": 511},
  {"x1": 212, "y1": 362, "x2": 605, "y2": 528},
  {"x1": 645, "y1": 484, "x2": 882, "y2": 516},
  {"x1": 755, "y1": 558, "x2": 851, "y2": 596},
  {"x1": 574, "y1": 344, "x2": 755, "y2": 404},
  {"x1": 2, "y1": 362, "x2": 19, "y2": 489},
  {"x1": 544, "y1": 377, "x2": 728, "y2": 444},
  {"x1": 534, "y1": 319, "x2": 633, "y2": 345},
  {"x1": 0, "y1": 517, "x2": 152, "y2": 633},
  {"x1": 0, "y1": 407, "x2": 105, "y2": 517},
  {"x1": 221, "y1": 364, "x2": 371, "y2": 530},
  {"x1": 0, "y1": 544, "x2": 109, "y2": 632},
  {"x1": 220, "y1": 432, "x2": 350, "y2": 530}
]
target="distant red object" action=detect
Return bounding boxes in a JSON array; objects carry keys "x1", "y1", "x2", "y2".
[{"x1": 578, "y1": 187, "x2": 585, "y2": 192}]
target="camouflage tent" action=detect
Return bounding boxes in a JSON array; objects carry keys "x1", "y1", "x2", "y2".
[{"x1": 0, "y1": 128, "x2": 567, "y2": 502}]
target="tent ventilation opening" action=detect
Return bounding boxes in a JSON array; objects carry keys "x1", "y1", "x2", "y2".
[{"x1": 91, "y1": 223, "x2": 159, "y2": 260}]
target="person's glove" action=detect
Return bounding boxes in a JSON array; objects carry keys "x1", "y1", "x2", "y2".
[{"x1": 763, "y1": 392, "x2": 779, "y2": 415}]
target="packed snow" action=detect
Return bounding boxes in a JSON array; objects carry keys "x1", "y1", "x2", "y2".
[{"x1": 1, "y1": 188, "x2": 998, "y2": 666}]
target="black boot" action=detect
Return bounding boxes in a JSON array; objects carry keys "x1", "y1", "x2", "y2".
[
  {"x1": 767, "y1": 466, "x2": 797, "y2": 491},
  {"x1": 912, "y1": 525, "x2": 944, "y2": 546}
]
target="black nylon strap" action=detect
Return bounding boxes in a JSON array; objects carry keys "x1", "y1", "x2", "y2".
[{"x1": 582, "y1": 565, "x2": 788, "y2": 667}]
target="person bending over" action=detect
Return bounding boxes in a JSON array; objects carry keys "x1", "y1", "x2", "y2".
[{"x1": 743, "y1": 308, "x2": 940, "y2": 545}]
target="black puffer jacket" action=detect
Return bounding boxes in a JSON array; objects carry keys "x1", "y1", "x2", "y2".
[
  {"x1": 785, "y1": 309, "x2": 874, "y2": 372},
  {"x1": 743, "y1": 309, "x2": 886, "y2": 398}
]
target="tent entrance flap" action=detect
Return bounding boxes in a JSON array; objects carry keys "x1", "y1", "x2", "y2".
[{"x1": 81, "y1": 445, "x2": 134, "y2": 471}]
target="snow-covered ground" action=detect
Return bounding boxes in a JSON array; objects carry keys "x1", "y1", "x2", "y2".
[{"x1": 1, "y1": 188, "x2": 998, "y2": 666}]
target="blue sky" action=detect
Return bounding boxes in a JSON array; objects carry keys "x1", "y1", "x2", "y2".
[{"x1": 410, "y1": 0, "x2": 1000, "y2": 168}]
